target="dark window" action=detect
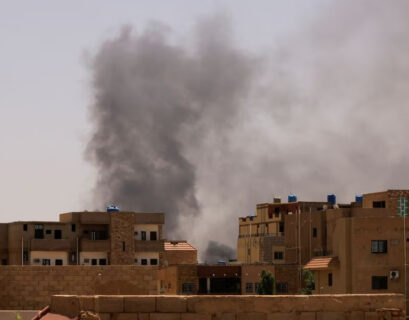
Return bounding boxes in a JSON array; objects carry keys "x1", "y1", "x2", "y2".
[
  {"x1": 245, "y1": 282, "x2": 253, "y2": 293},
  {"x1": 372, "y1": 276, "x2": 388, "y2": 289},
  {"x1": 72, "y1": 224, "x2": 76, "y2": 232},
  {"x1": 276, "y1": 282, "x2": 288, "y2": 294},
  {"x1": 279, "y1": 222, "x2": 284, "y2": 233},
  {"x1": 90, "y1": 230, "x2": 107, "y2": 240},
  {"x1": 122, "y1": 241, "x2": 126, "y2": 251},
  {"x1": 42, "y1": 259, "x2": 50, "y2": 265},
  {"x1": 268, "y1": 212, "x2": 272, "y2": 219},
  {"x1": 373, "y1": 201, "x2": 386, "y2": 208},
  {"x1": 91, "y1": 259, "x2": 97, "y2": 266},
  {"x1": 313, "y1": 228, "x2": 317, "y2": 238},
  {"x1": 141, "y1": 231, "x2": 146, "y2": 241},
  {"x1": 274, "y1": 207, "x2": 280, "y2": 217},
  {"x1": 23, "y1": 251, "x2": 28, "y2": 261},
  {"x1": 371, "y1": 240, "x2": 387, "y2": 253},
  {"x1": 99, "y1": 259, "x2": 107, "y2": 265},
  {"x1": 141, "y1": 259, "x2": 148, "y2": 265},
  {"x1": 328, "y1": 273, "x2": 333, "y2": 286},
  {"x1": 54, "y1": 230, "x2": 62, "y2": 239},
  {"x1": 150, "y1": 258, "x2": 158, "y2": 265},
  {"x1": 182, "y1": 283, "x2": 195, "y2": 294},
  {"x1": 55, "y1": 259, "x2": 63, "y2": 266},
  {"x1": 34, "y1": 225, "x2": 44, "y2": 239},
  {"x1": 150, "y1": 231, "x2": 157, "y2": 241},
  {"x1": 1, "y1": 259, "x2": 7, "y2": 265},
  {"x1": 46, "y1": 230, "x2": 52, "y2": 235},
  {"x1": 274, "y1": 251, "x2": 284, "y2": 260},
  {"x1": 23, "y1": 224, "x2": 27, "y2": 231}
]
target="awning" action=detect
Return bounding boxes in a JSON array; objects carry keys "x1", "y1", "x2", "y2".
[{"x1": 303, "y1": 256, "x2": 340, "y2": 270}]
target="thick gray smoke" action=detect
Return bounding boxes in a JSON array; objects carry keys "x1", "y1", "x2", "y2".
[
  {"x1": 204, "y1": 241, "x2": 236, "y2": 264},
  {"x1": 87, "y1": 2, "x2": 409, "y2": 261}
]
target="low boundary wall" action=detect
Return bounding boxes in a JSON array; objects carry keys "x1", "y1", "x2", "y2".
[
  {"x1": 51, "y1": 294, "x2": 405, "y2": 319},
  {"x1": 0, "y1": 266, "x2": 158, "y2": 310}
]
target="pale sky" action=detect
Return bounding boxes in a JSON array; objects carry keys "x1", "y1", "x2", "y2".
[{"x1": 0, "y1": 1, "x2": 323, "y2": 222}]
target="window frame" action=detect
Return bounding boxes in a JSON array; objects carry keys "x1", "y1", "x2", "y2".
[
  {"x1": 245, "y1": 282, "x2": 253, "y2": 293},
  {"x1": 372, "y1": 276, "x2": 388, "y2": 290},
  {"x1": 371, "y1": 240, "x2": 388, "y2": 253}
]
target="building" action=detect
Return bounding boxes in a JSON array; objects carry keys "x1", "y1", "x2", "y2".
[
  {"x1": 0, "y1": 209, "x2": 183, "y2": 266},
  {"x1": 163, "y1": 240, "x2": 198, "y2": 265},
  {"x1": 304, "y1": 190, "x2": 409, "y2": 297}
]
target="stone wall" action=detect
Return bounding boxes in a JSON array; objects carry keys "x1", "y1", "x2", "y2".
[
  {"x1": 51, "y1": 294, "x2": 405, "y2": 319},
  {"x1": 0, "y1": 266, "x2": 158, "y2": 310},
  {"x1": 110, "y1": 212, "x2": 136, "y2": 265}
]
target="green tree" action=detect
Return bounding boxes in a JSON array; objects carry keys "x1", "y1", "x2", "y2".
[
  {"x1": 257, "y1": 269, "x2": 275, "y2": 295},
  {"x1": 301, "y1": 269, "x2": 315, "y2": 294}
]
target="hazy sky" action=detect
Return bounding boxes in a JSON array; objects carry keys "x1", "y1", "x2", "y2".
[
  {"x1": 0, "y1": 1, "x2": 321, "y2": 222},
  {"x1": 3, "y1": 1, "x2": 409, "y2": 259}
]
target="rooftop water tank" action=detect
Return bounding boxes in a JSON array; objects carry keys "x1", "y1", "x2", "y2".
[
  {"x1": 355, "y1": 195, "x2": 363, "y2": 203},
  {"x1": 288, "y1": 194, "x2": 297, "y2": 203},
  {"x1": 107, "y1": 205, "x2": 120, "y2": 212},
  {"x1": 327, "y1": 194, "x2": 336, "y2": 205},
  {"x1": 273, "y1": 197, "x2": 281, "y2": 204}
]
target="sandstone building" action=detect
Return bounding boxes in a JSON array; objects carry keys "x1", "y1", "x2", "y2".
[{"x1": 0, "y1": 209, "x2": 197, "y2": 266}]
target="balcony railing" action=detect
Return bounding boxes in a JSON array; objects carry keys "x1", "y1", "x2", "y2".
[
  {"x1": 80, "y1": 238, "x2": 110, "y2": 252},
  {"x1": 134, "y1": 240, "x2": 164, "y2": 252},
  {"x1": 30, "y1": 239, "x2": 71, "y2": 251}
]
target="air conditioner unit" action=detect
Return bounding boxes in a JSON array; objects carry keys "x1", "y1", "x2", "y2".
[{"x1": 390, "y1": 270, "x2": 400, "y2": 279}]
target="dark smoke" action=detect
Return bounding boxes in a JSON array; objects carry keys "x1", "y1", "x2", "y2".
[
  {"x1": 204, "y1": 241, "x2": 236, "y2": 264},
  {"x1": 86, "y1": 16, "x2": 257, "y2": 238},
  {"x1": 87, "y1": 2, "x2": 409, "y2": 262}
]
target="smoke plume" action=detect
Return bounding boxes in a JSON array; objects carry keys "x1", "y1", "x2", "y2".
[{"x1": 87, "y1": 2, "x2": 409, "y2": 261}]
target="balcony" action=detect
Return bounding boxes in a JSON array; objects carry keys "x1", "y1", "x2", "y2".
[
  {"x1": 134, "y1": 240, "x2": 164, "y2": 252},
  {"x1": 80, "y1": 238, "x2": 110, "y2": 252},
  {"x1": 30, "y1": 239, "x2": 71, "y2": 251}
]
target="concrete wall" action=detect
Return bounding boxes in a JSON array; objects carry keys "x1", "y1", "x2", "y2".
[
  {"x1": 51, "y1": 294, "x2": 405, "y2": 319},
  {"x1": 0, "y1": 266, "x2": 158, "y2": 310}
]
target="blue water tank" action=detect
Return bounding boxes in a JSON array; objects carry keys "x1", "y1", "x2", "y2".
[
  {"x1": 355, "y1": 195, "x2": 363, "y2": 203},
  {"x1": 107, "y1": 205, "x2": 120, "y2": 212},
  {"x1": 288, "y1": 194, "x2": 297, "y2": 203},
  {"x1": 327, "y1": 194, "x2": 336, "y2": 205}
]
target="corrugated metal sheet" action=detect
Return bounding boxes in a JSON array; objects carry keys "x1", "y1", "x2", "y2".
[
  {"x1": 164, "y1": 241, "x2": 196, "y2": 251},
  {"x1": 303, "y1": 256, "x2": 340, "y2": 270}
]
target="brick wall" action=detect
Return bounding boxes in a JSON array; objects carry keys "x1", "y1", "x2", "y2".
[
  {"x1": 51, "y1": 294, "x2": 405, "y2": 319},
  {"x1": 0, "y1": 266, "x2": 158, "y2": 310}
]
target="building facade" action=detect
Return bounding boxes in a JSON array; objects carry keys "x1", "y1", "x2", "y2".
[{"x1": 1, "y1": 210, "x2": 169, "y2": 266}]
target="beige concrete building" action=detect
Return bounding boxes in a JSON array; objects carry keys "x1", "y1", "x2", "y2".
[
  {"x1": 0, "y1": 209, "x2": 186, "y2": 266},
  {"x1": 304, "y1": 190, "x2": 409, "y2": 299}
]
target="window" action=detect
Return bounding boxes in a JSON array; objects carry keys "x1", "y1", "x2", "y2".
[
  {"x1": 141, "y1": 231, "x2": 147, "y2": 241},
  {"x1": 279, "y1": 222, "x2": 284, "y2": 234},
  {"x1": 150, "y1": 231, "x2": 157, "y2": 241},
  {"x1": 274, "y1": 207, "x2": 280, "y2": 217},
  {"x1": 54, "y1": 230, "x2": 62, "y2": 239},
  {"x1": 23, "y1": 224, "x2": 27, "y2": 231},
  {"x1": 182, "y1": 283, "x2": 195, "y2": 294},
  {"x1": 122, "y1": 241, "x2": 126, "y2": 251},
  {"x1": 1, "y1": 259, "x2": 7, "y2": 265},
  {"x1": 371, "y1": 240, "x2": 387, "y2": 253},
  {"x1": 276, "y1": 282, "x2": 288, "y2": 294},
  {"x1": 55, "y1": 259, "x2": 63, "y2": 266},
  {"x1": 246, "y1": 283, "x2": 253, "y2": 293},
  {"x1": 313, "y1": 228, "x2": 317, "y2": 238},
  {"x1": 99, "y1": 259, "x2": 107, "y2": 265},
  {"x1": 23, "y1": 251, "x2": 28, "y2": 262},
  {"x1": 141, "y1": 259, "x2": 148, "y2": 265},
  {"x1": 150, "y1": 258, "x2": 158, "y2": 265},
  {"x1": 372, "y1": 276, "x2": 388, "y2": 289},
  {"x1": 328, "y1": 273, "x2": 333, "y2": 287},
  {"x1": 373, "y1": 201, "x2": 386, "y2": 208},
  {"x1": 268, "y1": 212, "x2": 272, "y2": 219},
  {"x1": 42, "y1": 259, "x2": 51, "y2": 265},
  {"x1": 71, "y1": 253, "x2": 76, "y2": 262},
  {"x1": 274, "y1": 251, "x2": 284, "y2": 260},
  {"x1": 34, "y1": 225, "x2": 44, "y2": 239},
  {"x1": 72, "y1": 224, "x2": 76, "y2": 232},
  {"x1": 91, "y1": 259, "x2": 97, "y2": 266},
  {"x1": 46, "y1": 230, "x2": 52, "y2": 235}
]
